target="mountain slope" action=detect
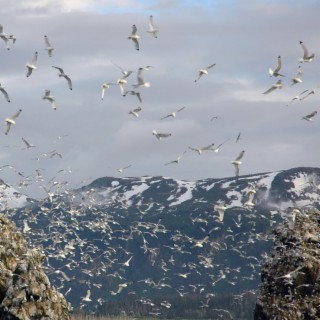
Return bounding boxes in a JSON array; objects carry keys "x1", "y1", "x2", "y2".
[{"x1": 5, "y1": 167, "x2": 320, "y2": 317}]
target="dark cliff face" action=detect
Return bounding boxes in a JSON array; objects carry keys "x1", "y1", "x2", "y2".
[
  {"x1": 0, "y1": 214, "x2": 71, "y2": 320},
  {"x1": 254, "y1": 209, "x2": 320, "y2": 319}
]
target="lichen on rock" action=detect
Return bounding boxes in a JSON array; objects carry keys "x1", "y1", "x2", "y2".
[{"x1": 0, "y1": 214, "x2": 71, "y2": 319}]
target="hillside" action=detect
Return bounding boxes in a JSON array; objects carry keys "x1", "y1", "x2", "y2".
[{"x1": 2, "y1": 166, "x2": 320, "y2": 318}]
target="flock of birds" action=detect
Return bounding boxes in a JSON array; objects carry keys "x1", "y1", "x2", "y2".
[{"x1": 0, "y1": 11, "x2": 319, "y2": 318}]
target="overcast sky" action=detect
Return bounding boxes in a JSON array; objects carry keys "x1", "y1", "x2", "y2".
[{"x1": 0, "y1": 0, "x2": 319, "y2": 198}]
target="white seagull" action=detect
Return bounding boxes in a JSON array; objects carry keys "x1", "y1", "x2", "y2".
[
  {"x1": 5, "y1": 109, "x2": 22, "y2": 135},
  {"x1": 124, "y1": 90, "x2": 142, "y2": 103},
  {"x1": 0, "y1": 83, "x2": 10, "y2": 102},
  {"x1": 290, "y1": 65, "x2": 303, "y2": 86},
  {"x1": 286, "y1": 89, "x2": 309, "y2": 106},
  {"x1": 0, "y1": 24, "x2": 10, "y2": 50},
  {"x1": 133, "y1": 67, "x2": 150, "y2": 89},
  {"x1": 152, "y1": 130, "x2": 172, "y2": 140},
  {"x1": 268, "y1": 56, "x2": 285, "y2": 77},
  {"x1": 101, "y1": 82, "x2": 115, "y2": 100},
  {"x1": 188, "y1": 143, "x2": 215, "y2": 155},
  {"x1": 26, "y1": 51, "x2": 38, "y2": 77},
  {"x1": 117, "y1": 73, "x2": 133, "y2": 96},
  {"x1": 161, "y1": 107, "x2": 185, "y2": 120},
  {"x1": 82, "y1": 289, "x2": 92, "y2": 302},
  {"x1": 128, "y1": 24, "x2": 140, "y2": 50},
  {"x1": 42, "y1": 89, "x2": 56, "y2": 110},
  {"x1": 299, "y1": 41, "x2": 315, "y2": 62},
  {"x1": 214, "y1": 201, "x2": 228, "y2": 222},
  {"x1": 165, "y1": 151, "x2": 187, "y2": 165},
  {"x1": 128, "y1": 106, "x2": 142, "y2": 117},
  {"x1": 110, "y1": 61, "x2": 133, "y2": 77},
  {"x1": 44, "y1": 35, "x2": 54, "y2": 57},
  {"x1": 194, "y1": 63, "x2": 216, "y2": 82},
  {"x1": 302, "y1": 111, "x2": 317, "y2": 121},
  {"x1": 117, "y1": 165, "x2": 132, "y2": 173},
  {"x1": 231, "y1": 150, "x2": 245, "y2": 177},
  {"x1": 52, "y1": 66, "x2": 73, "y2": 90},
  {"x1": 262, "y1": 79, "x2": 283, "y2": 94},
  {"x1": 147, "y1": 15, "x2": 158, "y2": 38}
]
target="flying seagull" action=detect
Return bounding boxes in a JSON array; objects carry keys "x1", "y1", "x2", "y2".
[
  {"x1": 0, "y1": 24, "x2": 10, "y2": 50},
  {"x1": 212, "y1": 139, "x2": 230, "y2": 153},
  {"x1": 152, "y1": 130, "x2": 172, "y2": 140},
  {"x1": 110, "y1": 61, "x2": 133, "y2": 77},
  {"x1": 286, "y1": 89, "x2": 309, "y2": 106},
  {"x1": 269, "y1": 56, "x2": 285, "y2": 77},
  {"x1": 128, "y1": 24, "x2": 140, "y2": 50},
  {"x1": 195, "y1": 63, "x2": 216, "y2": 82},
  {"x1": 160, "y1": 107, "x2": 185, "y2": 120},
  {"x1": 128, "y1": 106, "x2": 142, "y2": 117},
  {"x1": 302, "y1": 111, "x2": 317, "y2": 121},
  {"x1": 26, "y1": 51, "x2": 38, "y2": 77},
  {"x1": 117, "y1": 72, "x2": 133, "y2": 96},
  {"x1": 101, "y1": 82, "x2": 115, "y2": 100},
  {"x1": 290, "y1": 65, "x2": 303, "y2": 86},
  {"x1": 262, "y1": 79, "x2": 283, "y2": 94},
  {"x1": 147, "y1": 15, "x2": 158, "y2": 38},
  {"x1": 124, "y1": 90, "x2": 142, "y2": 103},
  {"x1": 42, "y1": 89, "x2": 56, "y2": 110},
  {"x1": 44, "y1": 35, "x2": 54, "y2": 57},
  {"x1": 188, "y1": 143, "x2": 215, "y2": 155},
  {"x1": 22, "y1": 138, "x2": 36, "y2": 149},
  {"x1": 0, "y1": 83, "x2": 10, "y2": 102},
  {"x1": 133, "y1": 67, "x2": 150, "y2": 89},
  {"x1": 5, "y1": 109, "x2": 22, "y2": 135},
  {"x1": 214, "y1": 201, "x2": 228, "y2": 222},
  {"x1": 231, "y1": 150, "x2": 245, "y2": 177},
  {"x1": 165, "y1": 151, "x2": 187, "y2": 165},
  {"x1": 52, "y1": 66, "x2": 73, "y2": 90},
  {"x1": 299, "y1": 41, "x2": 315, "y2": 62},
  {"x1": 82, "y1": 289, "x2": 92, "y2": 302}
]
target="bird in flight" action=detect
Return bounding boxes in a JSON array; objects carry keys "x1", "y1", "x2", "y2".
[
  {"x1": 290, "y1": 65, "x2": 303, "y2": 86},
  {"x1": 133, "y1": 67, "x2": 150, "y2": 89},
  {"x1": 5, "y1": 109, "x2": 22, "y2": 135},
  {"x1": 0, "y1": 83, "x2": 10, "y2": 102},
  {"x1": 262, "y1": 79, "x2": 283, "y2": 94},
  {"x1": 194, "y1": 63, "x2": 216, "y2": 82},
  {"x1": 147, "y1": 15, "x2": 158, "y2": 38},
  {"x1": 44, "y1": 35, "x2": 54, "y2": 57},
  {"x1": 52, "y1": 66, "x2": 73, "y2": 90},
  {"x1": 0, "y1": 24, "x2": 11, "y2": 50},
  {"x1": 124, "y1": 90, "x2": 142, "y2": 104},
  {"x1": 231, "y1": 150, "x2": 245, "y2": 177},
  {"x1": 26, "y1": 51, "x2": 38, "y2": 77},
  {"x1": 302, "y1": 111, "x2": 317, "y2": 121},
  {"x1": 22, "y1": 137, "x2": 36, "y2": 149},
  {"x1": 128, "y1": 24, "x2": 140, "y2": 50},
  {"x1": 152, "y1": 130, "x2": 172, "y2": 140},
  {"x1": 165, "y1": 151, "x2": 187, "y2": 165},
  {"x1": 128, "y1": 106, "x2": 142, "y2": 117},
  {"x1": 42, "y1": 89, "x2": 56, "y2": 110},
  {"x1": 268, "y1": 56, "x2": 285, "y2": 77},
  {"x1": 101, "y1": 83, "x2": 115, "y2": 100},
  {"x1": 188, "y1": 143, "x2": 215, "y2": 155},
  {"x1": 299, "y1": 41, "x2": 315, "y2": 62},
  {"x1": 160, "y1": 107, "x2": 185, "y2": 120}
]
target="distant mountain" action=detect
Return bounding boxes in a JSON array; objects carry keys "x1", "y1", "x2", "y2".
[{"x1": 5, "y1": 167, "x2": 320, "y2": 318}]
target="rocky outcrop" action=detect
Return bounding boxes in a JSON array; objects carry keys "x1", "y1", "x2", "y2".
[
  {"x1": 0, "y1": 214, "x2": 71, "y2": 319},
  {"x1": 254, "y1": 209, "x2": 320, "y2": 319}
]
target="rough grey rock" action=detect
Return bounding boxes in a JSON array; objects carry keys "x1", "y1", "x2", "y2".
[
  {"x1": 0, "y1": 214, "x2": 71, "y2": 320},
  {"x1": 254, "y1": 209, "x2": 320, "y2": 319}
]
